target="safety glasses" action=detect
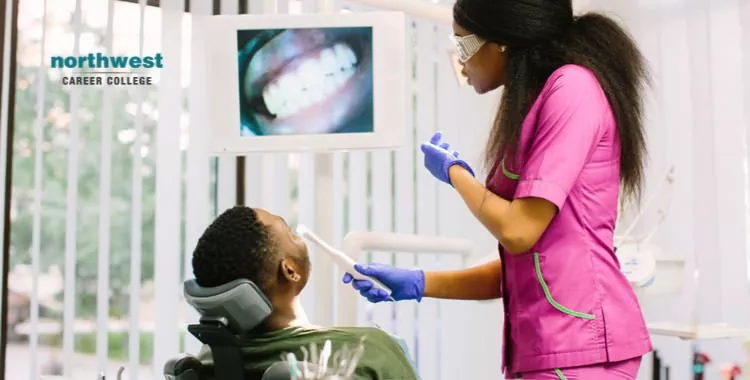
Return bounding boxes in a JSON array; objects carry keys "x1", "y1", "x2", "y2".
[{"x1": 448, "y1": 34, "x2": 486, "y2": 63}]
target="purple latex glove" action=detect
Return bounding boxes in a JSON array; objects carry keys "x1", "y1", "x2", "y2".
[
  {"x1": 420, "y1": 131, "x2": 475, "y2": 186},
  {"x1": 342, "y1": 263, "x2": 425, "y2": 303}
]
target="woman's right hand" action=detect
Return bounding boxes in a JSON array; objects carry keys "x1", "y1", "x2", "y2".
[{"x1": 342, "y1": 263, "x2": 425, "y2": 303}]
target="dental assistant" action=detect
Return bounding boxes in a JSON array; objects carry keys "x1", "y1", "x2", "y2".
[{"x1": 343, "y1": 0, "x2": 653, "y2": 379}]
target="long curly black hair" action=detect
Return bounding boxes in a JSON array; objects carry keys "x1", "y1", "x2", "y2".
[
  {"x1": 192, "y1": 206, "x2": 279, "y2": 292},
  {"x1": 454, "y1": 0, "x2": 649, "y2": 204}
]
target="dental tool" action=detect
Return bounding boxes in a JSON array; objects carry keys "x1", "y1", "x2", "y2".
[
  {"x1": 286, "y1": 352, "x2": 299, "y2": 380},
  {"x1": 331, "y1": 347, "x2": 344, "y2": 373},
  {"x1": 88, "y1": 367, "x2": 125, "y2": 380},
  {"x1": 296, "y1": 225, "x2": 393, "y2": 298},
  {"x1": 343, "y1": 336, "x2": 367, "y2": 377},
  {"x1": 318, "y1": 339, "x2": 332, "y2": 377},
  {"x1": 301, "y1": 345, "x2": 310, "y2": 375},
  {"x1": 289, "y1": 339, "x2": 367, "y2": 379},
  {"x1": 310, "y1": 341, "x2": 319, "y2": 372}
]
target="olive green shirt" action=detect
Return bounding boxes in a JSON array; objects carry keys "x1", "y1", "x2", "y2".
[{"x1": 198, "y1": 325, "x2": 419, "y2": 380}]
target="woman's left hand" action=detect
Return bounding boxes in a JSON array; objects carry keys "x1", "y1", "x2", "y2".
[{"x1": 420, "y1": 131, "x2": 475, "y2": 185}]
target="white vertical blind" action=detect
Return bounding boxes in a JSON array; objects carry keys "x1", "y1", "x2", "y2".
[
  {"x1": 62, "y1": 0, "x2": 83, "y2": 378},
  {"x1": 153, "y1": 0, "x2": 184, "y2": 374},
  {"x1": 128, "y1": 1, "x2": 148, "y2": 377},
  {"x1": 330, "y1": 151, "x2": 345, "y2": 319},
  {"x1": 277, "y1": 0, "x2": 290, "y2": 14},
  {"x1": 686, "y1": 0, "x2": 721, "y2": 324},
  {"x1": 301, "y1": 0, "x2": 315, "y2": 12},
  {"x1": 310, "y1": 154, "x2": 337, "y2": 325},
  {"x1": 30, "y1": 0, "x2": 51, "y2": 378},
  {"x1": 216, "y1": 157, "x2": 236, "y2": 212},
  {"x1": 629, "y1": 0, "x2": 666, "y2": 238},
  {"x1": 348, "y1": 153, "x2": 368, "y2": 324},
  {"x1": 413, "y1": 19, "x2": 439, "y2": 380},
  {"x1": 243, "y1": 156, "x2": 263, "y2": 206},
  {"x1": 708, "y1": 0, "x2": 750, "y2": 326},
  {"x1": 296, "y1": 158, "x2": 318, "y2": 320},
  {"x1": 263, "y1": 0, "x2": 278, "y2": 15},
  {"x1": 221, "y1": 0, "x2": 239, "y2": 18},
  {"x1": 216, "y1": 0, "x2": 238, "y2": 216},
  {"x1": 184, "y1": 0, "x2": 214, "y2": 357},
  {"x1": 370, "y1": 150, "x2": 394, "y2": 327},
  {"x1": 260, "y1": 156, "x2": 290, "y2": 217},
  {"x1": 434, "y1": 21, "x2": 470, "y2": 380},
  {"x1": 95, "y1": 0, "x2": 116, "y2": 374},
  {"x1": 393, "y1": 16, "x2": 417, "y2": 364}
]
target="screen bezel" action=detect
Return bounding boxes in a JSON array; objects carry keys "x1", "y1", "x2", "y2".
[{"x1": 196, "y1": 11, "x2": 406, "y2": 154}]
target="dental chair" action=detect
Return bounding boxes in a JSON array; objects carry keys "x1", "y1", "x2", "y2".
[{"x1": 163, "y1": 278, "x2": 297, "y2": 380}]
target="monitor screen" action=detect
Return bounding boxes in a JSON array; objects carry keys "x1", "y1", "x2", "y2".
[
  {"x1": 194, "y1": 12, "x2": 406, "y2": 154},
  {"x1": 237, "y1": 27, "x2": 374, "y2": 137}
]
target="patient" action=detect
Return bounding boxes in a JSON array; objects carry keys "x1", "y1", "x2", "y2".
[{"x1": 192, "y1": 206, "x2": 419, "y2": 380}]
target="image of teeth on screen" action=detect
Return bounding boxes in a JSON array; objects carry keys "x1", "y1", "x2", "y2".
[{"x1": 237, "y1": 27, "x2": 374, "y2": 137}]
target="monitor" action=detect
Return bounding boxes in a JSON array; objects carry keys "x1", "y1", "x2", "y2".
[{"x1": 195, "y1": 11, "x2": 407, "y2": 154}]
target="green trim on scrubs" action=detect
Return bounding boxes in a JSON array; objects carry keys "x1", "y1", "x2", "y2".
[
  {"x1": 502, "y1": 160, "x2": 520, "y2": 180},
  {"x1": 534, "y1": 252, "x2": 596, "y2": 319}
]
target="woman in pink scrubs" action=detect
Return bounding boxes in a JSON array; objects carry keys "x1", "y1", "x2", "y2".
[{"x1": 343, "y1": 0, "x2": 652, "y2": 379}]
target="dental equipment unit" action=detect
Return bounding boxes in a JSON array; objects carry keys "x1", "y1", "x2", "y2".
[
  {"x1": 263, "y1": 338, "x2": 367, "y2": 380},
  {"x1": 615, "y1": 166, "x2": 676, "y2": 293}
]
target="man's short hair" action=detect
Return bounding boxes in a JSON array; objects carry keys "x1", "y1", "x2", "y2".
[{"x1": 192, "y1": 206, "x2": 279, "y2": 292}]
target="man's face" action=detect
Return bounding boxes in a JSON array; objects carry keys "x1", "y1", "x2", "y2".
[{"x1": 254, "y1": 208, "x2": 310, "y2": 293}]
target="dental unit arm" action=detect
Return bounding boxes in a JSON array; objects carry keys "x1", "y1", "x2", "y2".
[
  {"x1": 346, "y1": 0, "x2": 451, "y2": 23},
  {"x1": 615, "y1": 166, "x2": 675, "y2": 292},
  {"x1": 341, "y1": 231, "x2": 474, "y2": 257}
]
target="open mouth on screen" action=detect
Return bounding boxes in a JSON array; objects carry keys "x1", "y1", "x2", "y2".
[{"x1": 240, "y1": 27, "x2": 373, "y2": 136}]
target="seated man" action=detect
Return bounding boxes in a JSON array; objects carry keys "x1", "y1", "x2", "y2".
[{"x1": 191, "y1": 206, "x2": 419, "y2": 380}]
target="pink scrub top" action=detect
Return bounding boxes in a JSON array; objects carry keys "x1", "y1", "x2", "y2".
[{"x1": 485, "y1": 64, "x2": 652, "y2": 374}]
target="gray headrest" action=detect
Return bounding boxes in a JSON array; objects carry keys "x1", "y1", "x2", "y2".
[{"x1": 183, "y1": 278, "x2": 272, "y2": 333}]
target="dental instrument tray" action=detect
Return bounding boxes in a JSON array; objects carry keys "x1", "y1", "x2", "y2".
[{"x1": 296, "y1": 225, "x2": 393, "y2": 298}]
